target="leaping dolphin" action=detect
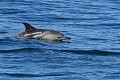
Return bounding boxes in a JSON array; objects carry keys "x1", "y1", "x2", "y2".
[{"x1": 13, "y1": 22, "x2": 71, "y2": 41}]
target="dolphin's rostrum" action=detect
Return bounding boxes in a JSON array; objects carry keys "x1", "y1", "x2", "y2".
[{"x1": 13, "y1": 22, "x2": 71, "y2": 41}]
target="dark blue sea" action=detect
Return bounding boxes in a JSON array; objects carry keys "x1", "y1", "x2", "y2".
[{"x1": 0, "y1": 0, "x2": 120, "y2": 80}]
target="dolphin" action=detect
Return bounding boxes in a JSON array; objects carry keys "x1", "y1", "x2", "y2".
[{"x1": 13, "y1": 22, "x2": 71, "y2": 41}]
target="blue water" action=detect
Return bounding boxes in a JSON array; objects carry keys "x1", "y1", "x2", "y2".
[{"x1": 0, "y1": 0, "x2": 120, "y2": 80}]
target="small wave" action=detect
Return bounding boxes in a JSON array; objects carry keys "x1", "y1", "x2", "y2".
[
  {"x1": 99, "y1": 23, "x2": 120, "y2": 26},
  {"x1": 0, "y1": 48, "x2": 42, "y2": 53},
  {"x1": 1, "y1": 72, "x2": 76, "y2": 78},
  {"x1": 0, "y1": 31, "x2": 8, "y2": 34},
  {"x1": 54, "y1": 17, "x2": 80, "y2": 20},
  {"x1": 56, "y1": 49, "x2": 120, "y2": 56},
  {"x1": 86, "y1": 37, "x2": 108, "y2": 41},
  {"x1": 54, "y1": 17, "x2": 102, "y2": 21},
  {"x1": 2, "y1": 73, "x2": 44, "y2": 77},
  {"x1": 0, "y1": 8, "x2": 25, "y2": 15}
]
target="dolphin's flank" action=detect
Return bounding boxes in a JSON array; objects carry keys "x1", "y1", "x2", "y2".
[{"x1": 13, "y1": 22, "x2": 71, "y2": 41}]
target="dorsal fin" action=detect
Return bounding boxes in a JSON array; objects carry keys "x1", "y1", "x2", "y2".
[{"x1": 23, "y1": 22, "x2": 36, "y2": 32}]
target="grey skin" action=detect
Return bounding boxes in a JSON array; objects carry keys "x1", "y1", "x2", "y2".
[{"x1": 13, "y1": 22, "x2": 71, "y2": 41}]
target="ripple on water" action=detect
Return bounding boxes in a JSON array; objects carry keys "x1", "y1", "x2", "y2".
[{"x1": 56, "y1": 49, "x2": 120, "y2": 56}]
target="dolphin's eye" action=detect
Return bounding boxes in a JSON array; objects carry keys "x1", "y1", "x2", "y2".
[
  {"x1": 58, "y1": 37, "x2": 60, "y2": 38},
  {"x1": 58, "y1": 37, "x2": 62, "y2": 39}
]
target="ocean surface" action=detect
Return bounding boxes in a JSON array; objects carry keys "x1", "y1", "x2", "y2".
[{"x1": 0, "y1": 0, "x2": 120, "y2": 80}]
